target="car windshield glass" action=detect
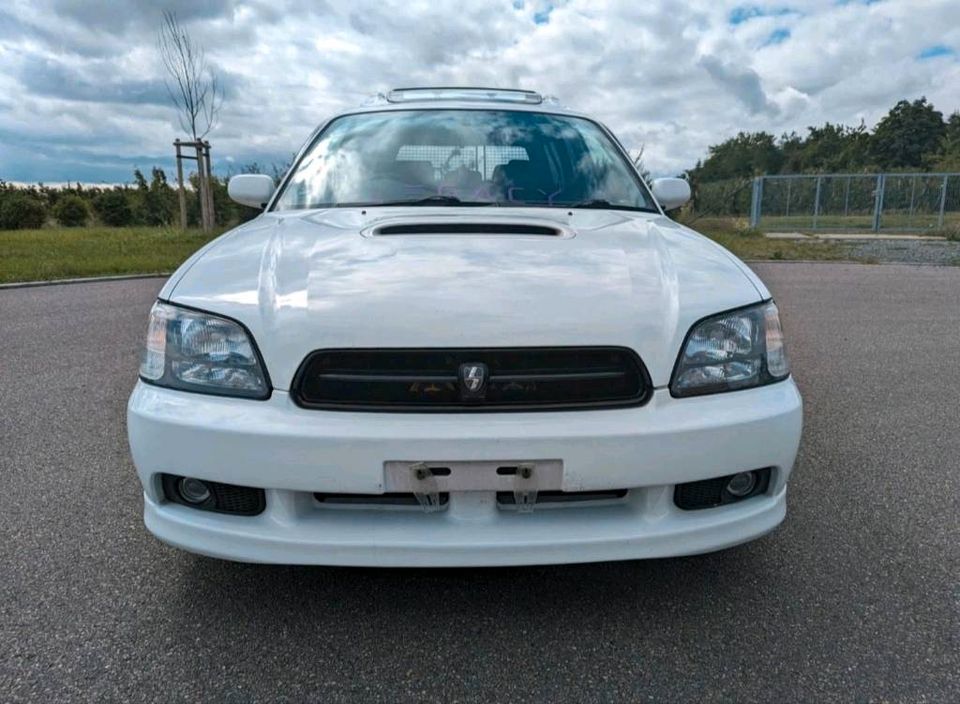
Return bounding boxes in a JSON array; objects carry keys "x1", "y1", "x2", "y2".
[{"x1": 273, "y1": 109, "x2": 657, "y2": 211}]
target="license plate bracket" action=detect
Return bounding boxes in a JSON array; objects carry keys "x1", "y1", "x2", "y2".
[{"x1": 384, "y1": 460, "x2": 563, "y2": 493}]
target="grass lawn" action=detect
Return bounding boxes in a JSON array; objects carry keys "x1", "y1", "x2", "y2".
[
  {"x1": 687, "y1": 217, "x2": 852, "y2": 261},
  {"x1": 756, "y1": 213, "x2": 960, "y2": 233},
  {"x1": 0, "y1": 226, "x2": 223, "y2": 284}
]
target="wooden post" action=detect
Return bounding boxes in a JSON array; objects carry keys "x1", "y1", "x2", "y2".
[
  {"x1": 174, "y1": 138, "x2": 215, "y2": 232},
  {"x1": 203, "y1": 141, "x2": 215, "y2": 229},
  {"x1": 194, "y1": 141, "x2": 210, "y2": 233},
  {"x1": 174, "y1": 139, "x2": 187, "y2": 230}
]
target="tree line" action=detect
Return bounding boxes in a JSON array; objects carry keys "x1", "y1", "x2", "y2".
[
  {"x1": 684, "y1": 97, "x2": 960, "y2": 218},
  {"x1": 0, "y1": 167, "x2": 263, "y2": 231},
  {"x1": 688, "y1": 97, "x2": 960, "y2": 183}
]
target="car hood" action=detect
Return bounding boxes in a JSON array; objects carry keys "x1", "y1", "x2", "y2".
[{"x1": 166, "y1": 208, "x2": 765, "y2": 390}]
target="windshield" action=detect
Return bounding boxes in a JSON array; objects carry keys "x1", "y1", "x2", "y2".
[{"x1": 273, "y1": 109, "x2": 657, "y2": 211}]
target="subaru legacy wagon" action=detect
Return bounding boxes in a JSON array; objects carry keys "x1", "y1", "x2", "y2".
[{"x1": 127, "y1": 87, "x2": 802, "y2": 566}]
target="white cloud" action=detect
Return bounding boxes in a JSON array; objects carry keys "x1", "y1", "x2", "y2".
[{"x1": 0, "y1": 0, "x2": 958, "y2": 181}]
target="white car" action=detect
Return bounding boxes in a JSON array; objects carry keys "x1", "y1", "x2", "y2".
[{"x1": 127, "y1": 87, "x2": 802, "y2": 566}]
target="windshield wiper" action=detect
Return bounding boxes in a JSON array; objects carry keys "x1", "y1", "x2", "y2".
[
  {"x1": 570, "y1": 199, "x2": 614, "y2": 208},
  {"x1": 565, "y1": 199, "x2": 659, "y2": 213},
  {"x1": 374, "y1": 195, "x2": 499, "y2": 207}
]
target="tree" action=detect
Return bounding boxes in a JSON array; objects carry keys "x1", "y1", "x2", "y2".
[
  {"x1": 94, "y1": 191, "x2": 135, "y2": 226},
  {"x1": 869, "y1": 98, "x2": 945, "y2": 170},
  {"x1": 133, "y1": 167, "x2": 176, "y2": 225},
  {"x1": 158, "y1": 11, "x2": 223, "y2": 141},
  {"x1": 778, "y1": 131, "x2": 805, "y2": 174},
  {"x1": 53, "y1": 195, "x2": 89, "y2": 227},
  {"x1": 933, "y1": 112, "x2": 960, "y2": 171},
  {"x1": 788, "y1": 122, "x2": 871, "y2": 173},
  {"x1": 0, "y1": 194, "x2": 46, "y2": 229},
  {"x1": 689, "y1": 132, "x2": 783, "y2": 182},
  {"x1": 631, "y1": 145, "x2": 651, "y2": 184}
]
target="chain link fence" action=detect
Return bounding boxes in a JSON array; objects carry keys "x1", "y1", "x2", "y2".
[{"x1": 748, "y1": 173, "x2": 960, "y2": 232}]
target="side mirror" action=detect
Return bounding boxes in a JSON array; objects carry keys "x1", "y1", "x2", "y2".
[
  {"x1": 651, "y1": 178, "x2": 691, "y2": 211},
  {"x1": 228, "y1": 174, "x2": 276, "y2": 209}
]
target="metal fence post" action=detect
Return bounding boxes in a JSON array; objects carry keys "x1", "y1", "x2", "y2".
[
  {"x1": 908, "y1": 175, "x2": 917, "y2": 228},
  {"x1": 813, "y1": 176, "x2": 822, "y2": 230},
  {"x1": 749, "y1": 176, "x2": 763, "y2": 228},
  {"x1": 938, "y1": 175, "x2": 949, "y2": 229},
  {"x1": 872, "y1": 174, "x2": 885, "y2": 232}
]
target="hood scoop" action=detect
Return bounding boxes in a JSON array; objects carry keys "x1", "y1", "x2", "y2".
[{"x1": 373, "y1": 222, "x2": 565, "y2": 237}]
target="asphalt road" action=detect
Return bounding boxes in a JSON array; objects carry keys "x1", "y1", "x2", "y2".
[{"x1": 1, "y1": 263, "x2": 958, "y2": 703}]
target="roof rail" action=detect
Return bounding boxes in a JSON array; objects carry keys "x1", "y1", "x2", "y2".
[{"x1": 385, "y1": 87, "x2": 544, "y2": 105}]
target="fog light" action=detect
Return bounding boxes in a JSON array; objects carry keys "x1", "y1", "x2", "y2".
[
  {"x1": 178, "y1": 477, "x2": 211, "y2": 504},
  {"x1": 726, "y1": 472, "x2": 757, "y2": 497}
]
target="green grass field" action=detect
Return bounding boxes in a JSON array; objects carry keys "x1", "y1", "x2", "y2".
[
  {"x1": 681, "y1": 217, "x2": 852, "y2": 261},
  {"x1": 757, "y1": 211, "x2": 960, "y2": 234},
  {"x1": 0, "y1": 226, "x2": 224, "y2": 284},
  {"x1": 0, "y1": 220, "x2": 860, "y2": 285}
]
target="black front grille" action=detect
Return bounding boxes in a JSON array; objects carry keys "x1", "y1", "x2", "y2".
[{"x1": 293, "y1": 347, "x2": 650, "y2": 411}]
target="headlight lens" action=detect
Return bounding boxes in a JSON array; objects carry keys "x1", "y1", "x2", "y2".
[
  {"x1": 671, "y1": 301, "x2": 790, "y2": 397},
  {"x1": 139, "y1": 301, "x2": 270, "y2": 399}
]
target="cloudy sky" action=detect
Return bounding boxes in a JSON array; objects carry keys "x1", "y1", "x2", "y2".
[{"x1": 1, "y1": 0, "x2": 959, "y2": 183}]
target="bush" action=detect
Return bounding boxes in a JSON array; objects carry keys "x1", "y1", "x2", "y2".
[
  {"x1": 53, "y1": 195, "x2": 89, "y2": 227},
  {"x1": 94, "y1": 190, "x2": 134, "y2": 226},
  {"x1": 0, "y1": 194, "x2": 46, "y2": 230}
]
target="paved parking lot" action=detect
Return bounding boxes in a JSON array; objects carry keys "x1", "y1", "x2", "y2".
[{"x1": 1, "y1": 263, "x2": 958, "y2": 702}]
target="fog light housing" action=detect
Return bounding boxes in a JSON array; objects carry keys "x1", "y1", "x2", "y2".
[
  {"x1": 726, "y1": 472, "x2": 757, "y2": 497},
  {"x1": 674, "y1": 468, "x2": 771, "y2": 510},
  {"x1": 160, "y1": 473, "x2": 266, "y2": 515},
  {"x1": 178, "y1": 477, "x2": 211, "y2": 504}
]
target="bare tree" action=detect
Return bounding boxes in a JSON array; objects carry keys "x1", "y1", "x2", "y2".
[
  {"x1": 158, "y1": 10, "x2": 222, "y2": 140},
  {"x1": 631, "y1": 144, "x2": 651, "y2": 185}
]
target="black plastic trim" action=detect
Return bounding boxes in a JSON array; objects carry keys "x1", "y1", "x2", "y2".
[
  {"x1": 674, "y1": 468, "x2": 772, "y2": 511},
  {"x1": 160, "y1": 473, "x2": 266, "y2": 516},
  {"x1": 314, "y1": 492, "x2": 450, "y2": 506},
  {"x1": 375, "y1": 223, "x2": 561, "y2": 236},
  {"x1": 497, "y1": 489, "x2": 629, "y2": 505}
]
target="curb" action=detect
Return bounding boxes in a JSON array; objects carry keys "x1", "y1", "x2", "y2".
[
  {"x1": 765, "y1": 232, "x2": 948, "y2": 242},
  {"x1": 0, "y1": 273, "x2": 172, "y2": 290},
  {"x1": 745, "y1": 259, "x2": 958, "y2": 267}
]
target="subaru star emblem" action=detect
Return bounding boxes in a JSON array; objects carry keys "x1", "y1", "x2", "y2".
[{"x1": 459, "y1": 362, "x2": 488, "y2": 396}]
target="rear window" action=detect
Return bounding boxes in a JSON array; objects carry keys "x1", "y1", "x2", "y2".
[{"x1": 273, "y1": 109, "x2": 656, "y2": 211}]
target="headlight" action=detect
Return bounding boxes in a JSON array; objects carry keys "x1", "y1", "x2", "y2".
[
  {"x1": 671, "y1": 301, "x2": 789, "y2": 397},
  {"x1": 139, "y1": 301, "x2": 270, "y2": 399}
]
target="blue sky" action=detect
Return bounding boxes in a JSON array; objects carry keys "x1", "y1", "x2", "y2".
[{"x1": 0, "y1": 0, "x2": 958, "y2": 183}]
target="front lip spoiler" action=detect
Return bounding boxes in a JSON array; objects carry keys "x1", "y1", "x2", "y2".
[{"x1": 142, "y1": 487, "x2": 788, "y2": 567}]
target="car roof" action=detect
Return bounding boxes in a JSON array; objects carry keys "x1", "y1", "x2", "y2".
[{"x1": 338, "y1": 87, "x2": 589, "y2": 119}]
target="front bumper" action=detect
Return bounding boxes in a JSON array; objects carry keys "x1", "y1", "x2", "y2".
[{"x1": 128, "y1": 379, "x2": 803, "y2": 566}]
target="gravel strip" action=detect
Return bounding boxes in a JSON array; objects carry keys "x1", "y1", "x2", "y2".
[{"x1": 844, "y1": 238, "x2": 960, "y2": 265}]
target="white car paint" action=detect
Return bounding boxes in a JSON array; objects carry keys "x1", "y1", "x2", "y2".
[
  {"x1": 128, "y1": 91, "x2": 802, "y2": 566},
  {"x1": 226, "y1": 173, "x2": 275, "y2": 209},
  {"x1": 650, "y1": 177, "x2": 692, "y2": 210}
]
